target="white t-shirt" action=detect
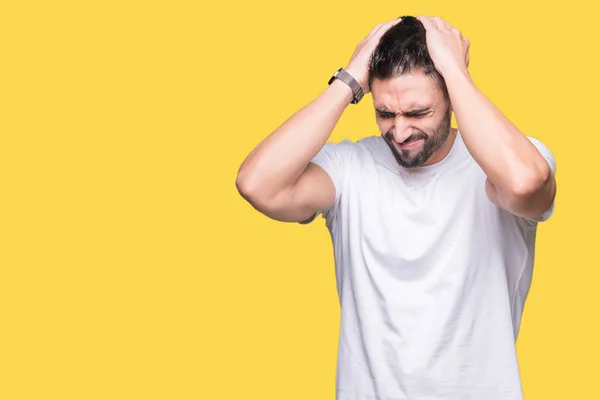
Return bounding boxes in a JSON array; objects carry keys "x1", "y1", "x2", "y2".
[{"x1": 302, "y1": 130, "x2": 556, "y2": 400}]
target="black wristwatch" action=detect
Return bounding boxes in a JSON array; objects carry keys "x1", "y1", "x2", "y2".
[{"x1": 328, "y1": 67, "x2": 364, "y2": 104}]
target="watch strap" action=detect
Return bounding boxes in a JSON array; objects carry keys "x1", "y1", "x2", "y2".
[{"x1": 328, "y1": 68, "x2": 364, "y2": 104}]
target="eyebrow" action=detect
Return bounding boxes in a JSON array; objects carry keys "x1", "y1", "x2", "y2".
[{"x1": 375, "y1": 107, "x2": 431, "y2": 116}]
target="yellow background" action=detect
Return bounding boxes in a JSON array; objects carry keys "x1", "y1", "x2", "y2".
[{"x1": 1, "y1": 0, "x2": 597, "y2": 399}]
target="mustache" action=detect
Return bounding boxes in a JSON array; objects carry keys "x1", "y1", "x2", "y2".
[{"x1": 385, "y1": 131, "x2": 428, "y2": 144}]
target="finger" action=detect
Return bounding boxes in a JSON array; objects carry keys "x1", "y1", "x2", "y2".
[
  {"x1": 416, "y1": 15, "x2": 435, "y2": 31},
  {"x1": 380, "y1": 17, "x2": 403, "y2": 33},
  {"x1": 383, "y1": 18, "x2": 403, "y2": 30},
  {"x1": 374, "y1": 17, "x2": 401, "y2": 31},
  {"x1": 451, "y1": 27, "x2": 461, "y2": 37},
  {"x1": 364, "y1": 23, "x2": 385, "y2": 42},
  {"x1": 373, "y1": 18, "x2": 403, "y2": 39},
  {"x1": 431, "y1": 17, "x2": 446, "y2": 29},
  {"x1": 370, "y1": 23, "x2": 384, "y2": 35}
]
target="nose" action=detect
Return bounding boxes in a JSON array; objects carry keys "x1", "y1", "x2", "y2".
[{"x1": 390, "y1": 117, "x2": 413, "y2": 143}]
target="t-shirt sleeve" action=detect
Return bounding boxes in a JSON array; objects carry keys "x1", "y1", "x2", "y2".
[
  {"x1": 525, "y1": 136, "x2": 557, "y2": 223},
  {"x1": 298, "y1": 139, "x2": 353, "y2": 224}
]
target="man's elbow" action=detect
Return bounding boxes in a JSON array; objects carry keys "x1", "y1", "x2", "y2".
[
  {"x1": 236, "y1": 176, "x2": 269, "y2": 211},
  {"x1": 236, "y1": 176, "x2": 293, "y2": 219},
  {"x1": 236, "y1": 175, "x2": 254, "y2": 200},
  {"x1": 511, "y1": 162, "x2": 551, "y2": 196},
  {"x1": 504, "y1": 166, "x2": 556, "y2": 219}
]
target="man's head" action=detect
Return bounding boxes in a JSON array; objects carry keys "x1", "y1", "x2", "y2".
[{"x1": 368, "y1": 16, "x2": 452, "y2": 168}]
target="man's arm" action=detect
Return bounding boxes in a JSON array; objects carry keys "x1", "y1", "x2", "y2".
[
  {"x1": 236, "y1": 77, "x2": 353, "y2": 222},
  {"x1": 447, "y1": 71, "x2": 556, "y2": 219},
  {"x1": 236, "y1": 18, "x2": 403, "y2": 222},
  {"x1": 417, "y1": 16, "x2": 556, "y2": 220}
]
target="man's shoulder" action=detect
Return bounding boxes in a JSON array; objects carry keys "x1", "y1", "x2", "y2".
[
  {"x1": 356, "y1": 134, "x2": 381, "y2": 147},
  {"x1": 325, "y1": 134, "x2": 380, "y2": 147},
  {"x1": 318, "y1": 135, "x2": 382, "y2": 163}
]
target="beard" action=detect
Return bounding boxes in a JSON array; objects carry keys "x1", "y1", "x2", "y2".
[{"x1": 382, "y1": 106, "x2": 452, "y2": 168}]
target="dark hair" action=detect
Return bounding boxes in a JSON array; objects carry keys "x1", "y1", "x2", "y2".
[{"x1": 367, "y1": 16, "x2": 449, "y2": 100}]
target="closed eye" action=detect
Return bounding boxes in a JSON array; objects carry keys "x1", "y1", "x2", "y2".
[{"x1": 377, "y1": 113, "x2": 428, "y2": 119}]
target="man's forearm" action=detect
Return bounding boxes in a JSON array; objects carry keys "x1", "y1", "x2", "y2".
[
  {"x1": 445, "y1": 69, "x2": 553, "y2": 212},
  {"x1": 236, "y1": 79, "x2": 354, "y2": 202}
]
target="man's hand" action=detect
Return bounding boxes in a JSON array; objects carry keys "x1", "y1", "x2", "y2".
[
  {"x1": 345, "y1": 18, "x2": 403, "y2": 95},
  {"x1": 416, "y1": 16, "x2": 470, "y2": 78}
]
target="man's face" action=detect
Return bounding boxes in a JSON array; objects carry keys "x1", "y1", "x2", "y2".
[{"x1": 371, "y1": 71, "x2": 451, "y2": 168}]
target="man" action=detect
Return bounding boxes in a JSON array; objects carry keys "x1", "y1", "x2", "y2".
[{"x1": 236, "y1": 15, "x2": 557, "y2": 400}]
